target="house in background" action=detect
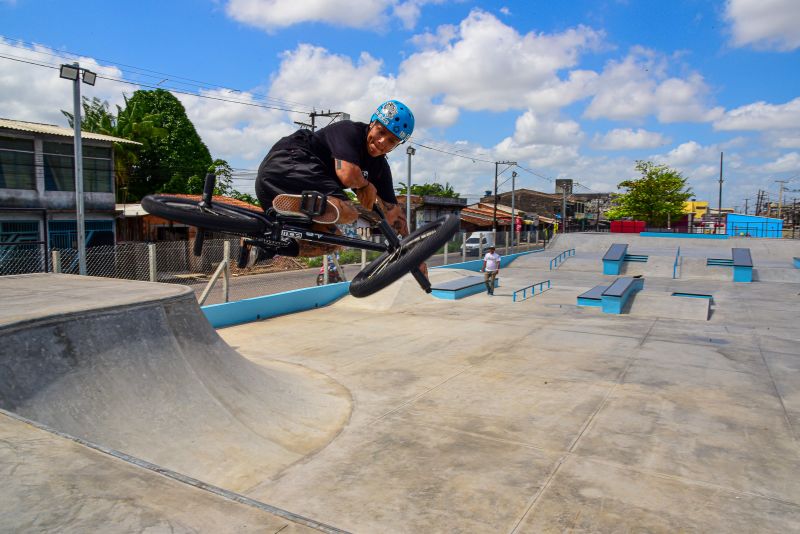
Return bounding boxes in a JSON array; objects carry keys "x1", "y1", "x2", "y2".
[{"x1": 0, "y1": 118, "x2": 140, "y2": 253}]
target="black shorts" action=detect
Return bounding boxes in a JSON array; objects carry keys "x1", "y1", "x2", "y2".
[{"x1": 255, "y1": 129, "x2": 348, "y2": 207}]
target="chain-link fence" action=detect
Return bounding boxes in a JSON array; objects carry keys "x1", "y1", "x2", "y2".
[{"x1": 0, "y1": 230, "x2": 544, "y2": 305}]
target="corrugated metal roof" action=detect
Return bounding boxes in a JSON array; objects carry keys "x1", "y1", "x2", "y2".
[{"x1": 0, "y1": 118, "x2": 141, "y2": 145}]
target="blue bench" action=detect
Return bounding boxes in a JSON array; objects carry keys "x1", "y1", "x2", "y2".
[
  {"x1": 602, "y1": 244, "x2": 628, "y2": 275},
  {"x1": 602, "y1": 244, "x2": 649, "y2": 275},
  {"x1": 577, "y1": 276, "x2": 644, "y2": 314},
  {"x1": 431, "y1": 275, "x2": 498, "y2": 300},
  {"x1": 707, "y1": 248, "x2": 753, "y2": 282}
]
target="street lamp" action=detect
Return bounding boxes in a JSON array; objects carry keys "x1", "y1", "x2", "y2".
[
  {"x1": 406, "y1": 146, "x2": 416, "y2": 232},
  {"x1": 60, "y1": 63, "x2": 97, "y2": 275}
]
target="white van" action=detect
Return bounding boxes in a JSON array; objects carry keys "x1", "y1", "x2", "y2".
[{"x1": 464, "y1": 231, "x2": 495, "y2": 255}]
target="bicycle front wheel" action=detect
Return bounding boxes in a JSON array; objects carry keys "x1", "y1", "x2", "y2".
[
  {"x1": 349, "y1": 215, "x2": 460, "y2": 298},
  {"x1": 141, "y1": 195, "x2": 268, "y2": 235}
]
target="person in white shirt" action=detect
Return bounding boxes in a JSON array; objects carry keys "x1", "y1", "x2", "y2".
[{"x1": 481, "y1": 246, "x2": 501, "y2": 295}]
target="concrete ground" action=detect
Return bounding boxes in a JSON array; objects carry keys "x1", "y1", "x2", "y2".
[{"x1": 2, "y1": 234, "x2": 800, "y2": 532}]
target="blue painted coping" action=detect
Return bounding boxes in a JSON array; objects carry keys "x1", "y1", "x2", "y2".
[
  {"x1": 202, "y1": 282, "x2": 351, "y2": 328},
  {"x1": 794, "y1": 257, "x2": 800, "y2": 269},
  {"x1": 432, "y1": 278, "x2": 499, "y2": 300},
  {"x1": 640, "y1": 232, "x2": 729, "y2": 239},
  {"x1": 601, "y1": 278, "x2": 644, "y2": 314},
  {"x1": 203, "y1": 248, "x2": 544, "y2": 328},
  {"x1": 434, "y1": 248, "x2": 544, "y2": 272}
]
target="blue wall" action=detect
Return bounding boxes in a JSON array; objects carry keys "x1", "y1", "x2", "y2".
[{"x1": 726, "y1": 214, "x2": 782, "y2": 238}]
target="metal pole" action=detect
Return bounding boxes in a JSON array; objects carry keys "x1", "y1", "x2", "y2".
[
  {"x1": 744, "y1": 198, "x2": 749, "y2": 215},
  {"x1": 223, "y1": 240, "x2": 230, "y2": 302},
  {"x1": 148, "y1": 243, "x2": 157, "y2": 282},
  {"x1": 717, "y1": 152, "x2": 723, "y2": 233},
  {"x1": 407, "y1": 152, "x2": 412, "y2": 231},
  {"x1": 72, "y1": 62, "x2": 87, "y2": 275},
  {"x1": 562, "y1": 186, "x2": 567, "y2": 234},
  {"x1": 511, "y1": 171, "x2": 516, "y2": 251},
  {"x1": 493, "y1": 161, "x2": 499, "y2": 233},
  {"x1": 776, "y1": 180, "x2": 787, "y2": 219}
]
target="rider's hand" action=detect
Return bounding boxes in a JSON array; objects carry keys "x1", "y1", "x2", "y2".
[{"x1": 355, "y1": 183, "x2": 377, "y2": 210}]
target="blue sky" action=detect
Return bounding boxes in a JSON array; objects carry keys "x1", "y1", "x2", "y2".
[{"x1": 2, "y1": 0, "x2": 799, "y2": 209}]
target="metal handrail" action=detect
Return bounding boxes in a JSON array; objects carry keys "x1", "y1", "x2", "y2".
[
  {"x1": 672, "y1": 246, "x2": 681, "y2": 279},
  {"x1": 513, "y1": 279, "x2": 551, "y2": 302},
  {"x1": 549, "y1": 248, "x2": 575, "y2": 270}
]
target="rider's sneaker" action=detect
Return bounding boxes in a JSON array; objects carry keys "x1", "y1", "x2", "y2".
[{"x1": 273, "y1": 194, "x2": 340, "y2": 224}]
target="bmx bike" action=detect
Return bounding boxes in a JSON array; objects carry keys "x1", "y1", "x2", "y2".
[{"x1": 141, "y1": 173, "x2": 459, "y2": 298}]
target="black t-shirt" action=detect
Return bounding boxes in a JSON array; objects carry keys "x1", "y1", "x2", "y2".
[{"x1": 313, "y1": 120, "x2": 398, "y2": 204}]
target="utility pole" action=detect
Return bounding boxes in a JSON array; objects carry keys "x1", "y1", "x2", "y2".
[
  {"x1": 776, "y1": 180, "x2": 788, "y2": 219},
  {"x1": 717, "y1": 152, "x2": 724, "y2": 229},
  {"x1": 561, "y1": 186, "x2": 567, "y2": 233},
  {"x1": 294, "y1": 109, "x2": 350, "y2": 132},
  {"x1": 492, "y1": 161, "x2": 516, "y2": 232},
  {"x1": 744, "y1": 198, "x2": 748, "y2": 215},
  {"x1": 511, "y1": 171, "x2": 517, "y2": 247}
]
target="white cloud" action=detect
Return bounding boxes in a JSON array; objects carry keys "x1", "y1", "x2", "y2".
[
  {"x1": 714, "y1": 97, "x2": 800, "y2": 131},
  {"x1": 224, "y1": 0, "x2": 391, "y2": 30},
  {"x1": 400, "y1": 10, "x2": 603, "y2": 112},
  {"x1": 511, "y1": 111, "x2": 583, "y2": 146},
  {"x1": 177, "y1": 89, "x2": 296, "y2": 165},
  {"x1": 725, "y1": 0, "x2": 800, "y2": 51},
  {"x1": 763, "y1": 151, "x2": 800, "y2": 173},
  {"x1": 584, "y1": 47, "x2": 722, "y2": 123},
  {"x1": 0, "y1": 39, "x2": 130, "y2": 126},
  {"x1": 594, "y1": 128, "x2": 669, "y2": 150}
]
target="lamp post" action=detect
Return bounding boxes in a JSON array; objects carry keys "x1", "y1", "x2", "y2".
[
  {"x1": 406, "y1": 145, "x2": 416, "y2": 232},
  {"x1": 60, "y1": 62, "x2": 97, "y2": 276}
]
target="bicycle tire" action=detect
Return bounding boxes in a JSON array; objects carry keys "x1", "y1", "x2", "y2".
[
  {"x1": 141, "y1": 195, "x2": 268, "y2": 235},
  {"x1": 349, "y1": 214, "x2": 460, "y2": 298}
]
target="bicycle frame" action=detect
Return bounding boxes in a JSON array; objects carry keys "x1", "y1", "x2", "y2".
[{"x1": 198, "y1": 173, "x2": 431, "y2": 292}]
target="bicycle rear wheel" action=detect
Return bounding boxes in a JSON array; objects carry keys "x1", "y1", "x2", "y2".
[
  {"x1": 141, "y1": 195, "x2": 268, "y2": 234},
  {"x1": 349, "y1": 215, "x2": 459, "y2": 298}
]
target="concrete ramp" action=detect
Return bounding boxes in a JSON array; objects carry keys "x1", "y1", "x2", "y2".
[
  {"x1": 0, "y1": 274, "x2": 351, "y2": 493},
  {"x1": 627, "y1": 292, "x2": 710, "y2": 321},
  {"x1": 753, "y1": 267, "x2": 800, "y2": 283},
  {"x1": 620, "y1": 255, "x2": 676, "y2": 278},
  {"x1": 334, "y1": 268, "x2": 469, "y2": 311},
  {"x1": 679, "y1": 257, "x2": 732, "y2": 281}
]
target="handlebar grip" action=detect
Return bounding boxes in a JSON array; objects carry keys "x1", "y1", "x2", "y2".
[
  {"x1": 193, "y1": 230, "x2": 205, "y2": 257},
  {"x1": 201, "y1": 173, "x2": 216, "y2": 206}
]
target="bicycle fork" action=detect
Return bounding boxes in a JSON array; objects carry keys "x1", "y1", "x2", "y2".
[{"x1": 373, "y1": 205, "x2": 432, "y2": 293}]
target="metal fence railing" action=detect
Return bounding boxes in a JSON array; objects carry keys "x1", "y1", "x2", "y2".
[{"x1": 0, "y1": 230, "x2": 544, "y2": 305}]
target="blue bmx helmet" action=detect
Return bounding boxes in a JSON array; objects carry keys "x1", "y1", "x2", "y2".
[{"x1": 370, "y1": 99, "x2": 414, "y2": 142}]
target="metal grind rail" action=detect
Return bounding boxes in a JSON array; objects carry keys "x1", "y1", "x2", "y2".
[
  {"x1": 549, "y1": 249, "x2": 575, "y2": 270},
  {"x1": 513, "y1": 280, "x2": 551, "y2": 302}
]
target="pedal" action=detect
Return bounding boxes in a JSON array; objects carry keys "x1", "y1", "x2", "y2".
[{"x1": 299, "y1": 191, "x2": 328, "y2": 217}]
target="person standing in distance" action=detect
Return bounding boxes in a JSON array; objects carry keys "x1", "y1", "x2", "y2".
[{"x1": 481, "y1": 245, "x2": 501, "y2": 295}]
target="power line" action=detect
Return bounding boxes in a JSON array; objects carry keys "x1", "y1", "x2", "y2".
[{"x1": 0, "y1": 35, "x2": 317, "y2": 112}]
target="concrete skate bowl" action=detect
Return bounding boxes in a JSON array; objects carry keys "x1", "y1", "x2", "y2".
[{"x1": 0, "y1": 274, "x2": 351, "y2": 493}]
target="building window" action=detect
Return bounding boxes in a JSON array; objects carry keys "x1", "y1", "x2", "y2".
[
  {"x1": 44, "y1": 141, "x2": 113, "y2": 193},
  {"x1": 0, "y1": 136, "x2": 36, "y2": 190},
  {"x1": 49, "y1": 220, "x2": 115, "y2": 249}
]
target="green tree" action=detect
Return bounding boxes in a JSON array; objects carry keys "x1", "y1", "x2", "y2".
[
  {"x1": 606, "y1": 161, "x2": 693, "y2": 226},
  {"x1": 122, "y1": 89, "x2": 212, "y2": 200},
  {"x1": 395, "y1": 181, "x2": 460, "y2": 198}
]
